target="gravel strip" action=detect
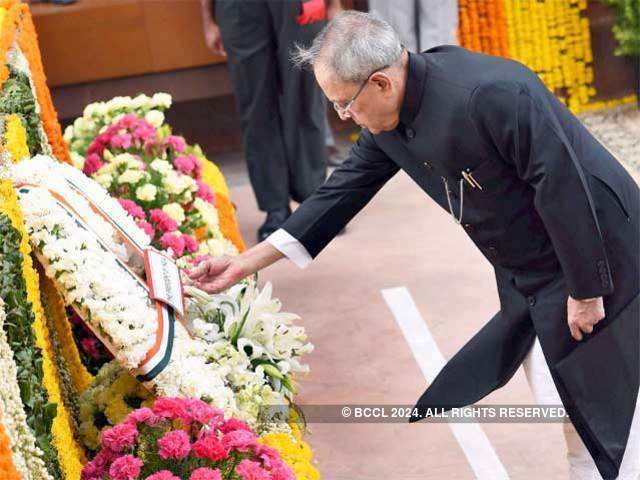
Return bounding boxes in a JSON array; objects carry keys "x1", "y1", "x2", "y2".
[{"x1": 580, "y1": 104, "x2": 640, "y2": 183}]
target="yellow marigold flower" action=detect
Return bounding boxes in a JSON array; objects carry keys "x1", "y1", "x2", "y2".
[{"x1": 4, "y1": 114, "x2": 29, "y2": 163}]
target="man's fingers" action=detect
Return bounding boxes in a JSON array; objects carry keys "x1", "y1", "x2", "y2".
[
  {"x1": 194, "y1": 279, "x2": 225, "y2": 294},
  {"x1": 569, "y1": 322, "x2": 583, "y2": 341},
  {"x1": 581, "y1": 323, "x2": 594, "y2": 335},
  {"x1": 188, "y1": 262, "x2": 209, "y2": 279}
]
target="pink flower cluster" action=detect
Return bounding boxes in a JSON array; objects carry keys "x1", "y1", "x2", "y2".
[
  {"x1": 84, "y1": 114, "x2": 158, "y2": 175},
  {"x1": 81, "y1": 397, "x2": 294, "y2": 480},
  {"x1": 173, "y1": 154, "x2": 202, "y2": 179},
  {"x1": 80, "y1": 111, "x2": 223, "y2": 261}
]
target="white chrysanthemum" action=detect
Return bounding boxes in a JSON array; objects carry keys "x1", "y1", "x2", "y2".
[
  {"x1": 118, "y1": 169, "x2": 145, "y2": 185},
  {"x1": 150, "y1": 159, "x2": 173, "y2": 174},
  {"x1": 17, "y1": 187, "x2": 158, "y2": 368},
  {"x1": 162, "y1": 203, "x2": 185, "y2": 225},
  {"x1": 64, "y1": 124, "x2": 75, "y2": 143},
  {"x1": 112, "y1": 153, "x2": 142, "y2": 169},
  {"x1": 152, "y1": 92, "x2": 172, "y2": 109},
  {"x1": 136, "y1": 183, "x2": 157, "y2": 202},
  {"x1": 70, "y1": 151, "x2": 85, "y2": 170},
  {"x1": 95, "y1": 173, "x2": 113, "y2": 188},
  {"x1": 132, "y1": 94, "x2": 151, "y2": 109},
  {"x1": 145, "y1": 109, "x2": 165, "y2": 128},
  {"x1": 194, "y1": 197, "x2": 220, "y2": 229}
]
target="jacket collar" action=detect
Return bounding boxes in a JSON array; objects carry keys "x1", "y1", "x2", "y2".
[{"x1": 398, "y1": 52, "x2": 427, "y2": 129}]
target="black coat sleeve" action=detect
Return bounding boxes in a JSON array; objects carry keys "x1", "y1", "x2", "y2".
[
  {"x1": 281, "y1": 129, "x2": 400, "y2": 259},
  {"x1": 469, "y1": 81, "x2": 613, "y2": 299}
]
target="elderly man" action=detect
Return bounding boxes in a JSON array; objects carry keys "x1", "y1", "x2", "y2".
[{"x1": 188, "y1": 11, "x2": 640, "y2": 479}]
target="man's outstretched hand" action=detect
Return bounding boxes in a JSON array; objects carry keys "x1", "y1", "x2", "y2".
[
  {"x1": 567, "y1": 296, "x2": 605, "y2": 341},
  {"x1": 187, "y1": 256, "x2": 245, "y2": 294},
  {"x1": 185, "y1": 241, "x2": 286, "y2": 294}
]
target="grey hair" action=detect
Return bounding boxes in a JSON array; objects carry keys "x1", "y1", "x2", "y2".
[{"x1": 292, "y1": 11, "x2": 403, "y2": 83}]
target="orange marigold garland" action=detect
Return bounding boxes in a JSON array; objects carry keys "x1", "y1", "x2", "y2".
[
  {"x1": 458, "y1": 0, "x2": 509, "y2": 56},
  {"x1": 0, "y1": 1, "x2": 20, "y2": 91},
  {"x1": 215, "y1": 193, "x2": 246, "y2": 253},
  {"x1": 15, "y1": 4, "x2": 71, "y2": 164},
  {"x1": 0, "y1": 410, "x2": 21, "y2": 480}
]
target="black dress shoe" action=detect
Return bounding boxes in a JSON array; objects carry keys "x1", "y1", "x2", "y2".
[{"x1": 258, "y1": 206, "x2": 291, "y2": 242}]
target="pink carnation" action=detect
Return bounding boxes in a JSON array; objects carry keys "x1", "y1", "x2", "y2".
[
  {"x1": 189, "y1": 468, "x2": 222, "y2": 480},
  {"x1": 119, "y1": 114, "x2": 139, "y2": 129},
  {"x1": 235, "y1": 460, "x2": 270, "y2": 480},
  {"x1": 125, "y1": 407, "x2": 160, "y2": 426},
  {"x1": 152, "y1": 397, "x2": 187, "y2": 420},
  {"x1": 134, "y1": 124, "x2": 157, "y2": 142},
  {"x1": 136, "y1": 219, "x2": 155, "y2": 240},
  {"x1": 110, "y1": 133, "x2": 133, "y2": 150},
  {"x1": 182, "y1": 234, "x2": 198, "y2": 254},
  {"x1": 81, "y1": 448, "x2": 116, "y2": 479},
  {"x1": 253, "y1": 444, "x2": 281, "y2": 469},
  {"x1": 157, "y1": 430, "x2": 191, "y2": 460},
  {"x1": 145, "y1": 471, "x2": 181, "y2": 480},
  {"x1": 101, "y1": 423, "x2": 139, "y2": 453},
  {"x1": 193, "y1": 433, "x2": 229, "y2": 462},
  {"x1": 83, "y1": 153, "x2": 103, "y2": 175},
  {"x1": 108, "y1": 455, "x2": 143, "y2": 480},
  {"x1": 174, "y1": 155, "x2": 197, "y2": 175},
  {"x1": 222, "y1": 429, "x2": 257, "y2": 452},
  {"x1": 268, "y1": 462, "x2": 296, "y2": 480},
  {"x1": 183, "y1": 398, "x2": 223, "y2": 425},
  {"x1": 118, "y1": 199, "x2": 146, "y2": 220},
  {"x1": 150, "y1": 209, "x2": 178, "y2": 233},
  {"x1": 196, "y1": 180, "x2": 215, "y2": 203},
  {"x1": 160, "y1": 232, "x2": 186, "y2": 257},
  {"x1": 219, "y1": 418, "x2": 252, "y2": 434},
  {"x1": 164, "y1": 135, "x2": 186, "y2": 153}
]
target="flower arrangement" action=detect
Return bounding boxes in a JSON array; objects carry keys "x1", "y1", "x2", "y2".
[
  {"x1": 78, "y1": 361, "x2": 154, "y2": 451},
  {"x1": 185, "y1": 282, "x2": 313, "y2": 398},
  {"x1": 64, "y1": 93, "x2": 172, "y2": 159},
  {"x1": 11, "y1": 161, "x2": 296, "y2": 432},
  {"x1": 65, "y1": 109, "x2": 237, "y2": 265},
  {"x1": 81, "y1": 397, "x2": 295, "y2": 480}
]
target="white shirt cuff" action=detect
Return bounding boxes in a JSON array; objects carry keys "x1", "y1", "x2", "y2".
[{"x1": 266, "y1": 228, "x2": 313, "y2": 269}]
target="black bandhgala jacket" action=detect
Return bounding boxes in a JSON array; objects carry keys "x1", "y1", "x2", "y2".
[{"x1": 280, "y1": 46, "x2": 640, "y2": 479}]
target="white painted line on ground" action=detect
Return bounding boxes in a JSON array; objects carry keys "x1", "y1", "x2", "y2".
[{"x1": 381, "y1": 286, "x2": 510, "y2": 480}]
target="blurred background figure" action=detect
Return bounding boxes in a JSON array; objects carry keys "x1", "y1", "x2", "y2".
[
  {"x1": 201, "y1": 0, "x2": 341, "y2": 242},
  {"x1": 368, "y1": 0, "x2": 458, "y2": 51}
]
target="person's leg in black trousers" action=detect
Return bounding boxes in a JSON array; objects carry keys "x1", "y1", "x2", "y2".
[
  {"x1": 216, "y1": 0, "x2": 291, "y2": 240},
  {"x1": 216, "y1": 0, "x2": 328, "y2": 242},
  {"x1": 267, "y1": 0, "x2": 328, "y2": 205}
]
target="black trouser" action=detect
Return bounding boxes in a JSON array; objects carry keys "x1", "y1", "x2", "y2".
[{"x1": 216, "y1": 0, "x2": 328, "y2": 212}]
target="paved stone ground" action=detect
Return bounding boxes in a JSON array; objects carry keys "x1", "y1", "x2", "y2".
[{"x1": 580, "y1": 104, "x2": 640, "y2": 182}]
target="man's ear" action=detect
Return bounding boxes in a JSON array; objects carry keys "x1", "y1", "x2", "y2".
[{"x1": 371, "y1": 73, "x2": 392, "y2": 94}]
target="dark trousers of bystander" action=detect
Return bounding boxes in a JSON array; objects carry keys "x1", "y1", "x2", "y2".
[{"x1": 216, "y1": 0, "x2": 328, "y2": 212}]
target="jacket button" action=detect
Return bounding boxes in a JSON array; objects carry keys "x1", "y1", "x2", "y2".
[
  {"x1": 528, "y1": 296, "x2": 536, "y2": 307},
  {"x1": 423, "y1": 161, "x2": 433, "y2": 170},
  {"x1": 463, "y1": 223, "x2": 474, "y2": 231},
  {"x1": 406, "y1": 128, "x2": 415, "y2": 139},
  {"x1": 487, "y1": 246, "x2": 497, "y2": 258}
]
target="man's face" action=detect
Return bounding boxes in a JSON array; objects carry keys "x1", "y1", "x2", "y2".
[{"x1": 314, "y1": 63, "x2": 400, "y2": 135}]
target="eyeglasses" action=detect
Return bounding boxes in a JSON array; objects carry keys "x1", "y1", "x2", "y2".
[{"x1": 332, "y1": 64, "x2": 390, "y2": 117}]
